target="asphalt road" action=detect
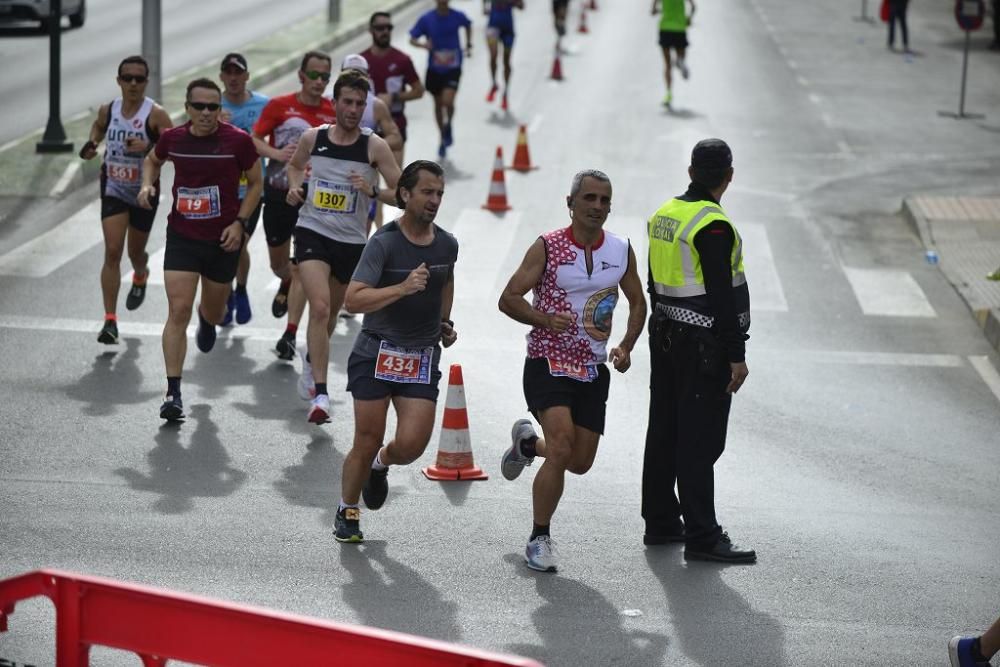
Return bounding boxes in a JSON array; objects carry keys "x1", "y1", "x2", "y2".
[
  {"x1": 1, "y1": 0, "x2": 999, "y2": 665},
  {"x1": 0, "y1": 0, "x2": 330, "y2": 145}
]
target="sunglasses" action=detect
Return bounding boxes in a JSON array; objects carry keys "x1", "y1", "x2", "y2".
[
  {"x1": 187, "y1": 102, "x2": 221, "y2": 111},
  {"x1": 372, "y1": 24, "x2": 393, "y2": 31},
  {"x1": 119, "y1": 75, "x2": 147, "y2": 84},
  {"x1": 303, "y1": 70, "x2": 332, "y2": 81}
]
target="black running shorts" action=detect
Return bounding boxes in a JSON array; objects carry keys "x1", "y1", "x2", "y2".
[
  {"x1": 241, "y1": 199, "x2": 263, "y2": 238},
  {"x1": 552, "y1": 0, "x2": 569, "y2": 11},
  {"x1": 293, "y1": 227, "x2": 366, "y2": 285},
  {"x1": 425, "y1": 68, "x2": 462, "y2": 96},
  {"x1": 262, "y1": 191, "x2": 301, "y2": 248},
  {"x1": 163, "y1": 228, "x2": 241, "y2": 284},
  {"x1": 347, "y1": 332, "x2": 442, "y2": 402},
  {"x1": 659, "y1": 30, "x2": 689, "y2": 49},
  {"x1": 100, "y1": 174, "x2": 158, "y2": 232},
  {"x1": 522, "y1": 356, "x2": 611, "y2": 435}
]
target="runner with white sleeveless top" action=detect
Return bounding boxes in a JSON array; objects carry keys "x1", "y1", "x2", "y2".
[
  {"x1": 285, "y1": 68, "x2": 401, "y2": 424},
  {"x1": 497, "y1": 169, "x2": 647, "y2": 573},
  {"x1": 79, "y1": 55, "x2": 172, "y2": 345}
]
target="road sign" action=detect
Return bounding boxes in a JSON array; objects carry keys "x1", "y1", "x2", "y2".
[{"x1": 955, "y1": 0, "x2": 985, "y2": 31}]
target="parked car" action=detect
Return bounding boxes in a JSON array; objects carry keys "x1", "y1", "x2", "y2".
[{"x1": 0, "y1": 0, "x2": 86, "y2": 28}]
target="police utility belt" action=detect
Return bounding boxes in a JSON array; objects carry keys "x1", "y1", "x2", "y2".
[{"x1": 650, "y1": 303, "x2": 749, "y2": 353}]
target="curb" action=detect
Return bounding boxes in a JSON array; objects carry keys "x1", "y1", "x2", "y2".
[{"x1": 902, "y1": 195, "x2": 1000, "y2": 355}]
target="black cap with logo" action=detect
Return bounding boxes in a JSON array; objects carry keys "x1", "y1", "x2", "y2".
[{"x1": 220, "y1": 53, "x2": 248, "y2": 72}]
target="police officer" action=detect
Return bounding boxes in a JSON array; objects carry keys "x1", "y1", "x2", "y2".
[{"x1": 641, "y1": 138, "x2": 755, "y2": 564}]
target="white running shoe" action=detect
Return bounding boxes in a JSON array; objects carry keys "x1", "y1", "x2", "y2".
[
  {"x1": 501, "y1": 419, "x2": 537, "y2": 480},
  {"x1": 298, "y1": 348, "x2": 315, "y2": 401},
  {"x1": 307, "y1": 394, "x2": 330, "y2": 424},
  {"x1": 677, "y1": 58, "x2": 690, "y2": 80},
  {"x1": 524, "y1": 535, "x2": 558, "y2": 572}
]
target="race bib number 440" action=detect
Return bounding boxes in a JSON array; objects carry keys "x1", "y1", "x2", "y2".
[
  {"x1": 312, "y1": 179, "x2": 358, "y2": 215},
  {"x1": 547, "y1": 358, "x2": 597, "y2": 382},
  {"x1": 375, "y1": 341, "x2": 433, "y2": 384},
  {"x1": 177, "y1": 185, "x2": 221, "y2": 219}
]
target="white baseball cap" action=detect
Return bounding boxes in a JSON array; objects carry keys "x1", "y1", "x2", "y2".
[{"x1": 341, "y1": 54, "x2": 369, "y2": 72}]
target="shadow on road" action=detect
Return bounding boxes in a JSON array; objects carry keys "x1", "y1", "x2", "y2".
[
  {"x1": 338, "y1": 540, "x2": 463, "y2": 642},
  {"x1": 503, "y1": 553, "x2": 669, "y2": 666},
  {"x1": 64, "y1": 337, "x2": 159, "y2": 416},
  {"x1": 114, "y1": 404, "x2": 247, "y2": 514},
  {"x1": 273, "y1": 433, "x2": 343, "y2": 527},
  {"x1": 644, "y1": 548, "x2": 788, "y2": 666}
]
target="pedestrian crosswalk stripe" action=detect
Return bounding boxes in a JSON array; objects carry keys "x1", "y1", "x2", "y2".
[
  {"x1": 740, "y1": 222, "x2": 788, "y2": 312},
  {"x1": 843, "y1": 267, "x2": 936, "y2": 317},
  {"x1": 451, "y1": 207, "x2": 521, "y2": 297},
  {"x1": 0, "y1": 201, "x2": 101, "y2": 277}
]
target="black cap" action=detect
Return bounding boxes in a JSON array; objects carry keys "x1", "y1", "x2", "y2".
[
  {"x1": 691, "y1": 138, "x2": 732, "y2": 169},
  {"x1": 220, "y1": 53, "x2": 248, "y2": 71}
]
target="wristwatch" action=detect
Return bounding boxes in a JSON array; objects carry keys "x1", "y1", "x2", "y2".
[
  {"x1": 236, "y1": 216, "x2": 249, "y2": 233},
  {"x1": 370, "y1": 184, "x2": 379, "y2": 199}
]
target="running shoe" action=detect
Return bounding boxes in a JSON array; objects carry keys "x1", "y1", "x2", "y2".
[
  {"x1": 297, "y1": 348, "x2": 315, "y2": 401},
  {"x1": 308, "y1": 394, "x2": 331, "y2": 424},
  {"x1": 677, "y1": 58, "x2": 689, "y2": 80},
  {"x1": 125, "y1": 270, "x2": 149, "y2": 311},
  {"x1": 986, "y1": 267, "x2": 1000, "y2": 281},
  {"x1": 443, "y1": 123, "x2": 453, "y2": 147},
  {"x1": 486, "y1": 84, "x2": 498, "y2": 102},
  {"x1": 524, "y1": 535, "x2": 558, "y2": 572},
  {"x1": 159, "y1": 395, "x2": 184, "y2": 421},
  {"x1": 234, "y1": 288, "x2": 252, "y2": 324},
  {"x1": 362, "y1": 467, "x2": 389, "y2": 510},
  {"x1": 271, "y1": 279, "x2": 291, "y2": 318},
  {"x1": 662, "y1": 90, "x2": 673, "y2": 108},
  {"x1": 500, "y1": 94, "x2": 509, "y2": 112},
  {"x1": 221, "y1": 291, "x2": 236, "y2": 327},
  {"x1": 438, "y1": 143, "x2": 447, "y2": 159},
  {"x1": 948, "y1": 636, "x2": 992, "y2": 667},
  {"x1": 334, "y1": 507, "x2": 364, "y2": 543},
  {"x1": 97, "y1": 319, "x2": 119, "y2": 345},
  {"x1": 195, "y1": 310, "x2": 217, "y2": 353},
  {"x1": 275, "y1": 334, "x2": 296, "y2": 361},
  {"x1": 501, "y1": 419, "x2": 537, "y2": 480}
]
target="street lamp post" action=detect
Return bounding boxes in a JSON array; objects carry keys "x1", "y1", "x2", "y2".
[
  {"x1": 328, "y1": 0, "x2": 341, "y2": 23},
  {"x1": 142, "y1": 0, "x2": 162, "y2": 103},
  {"x1": 36, "y1": 0, "x2": 73, "y2": 154}
]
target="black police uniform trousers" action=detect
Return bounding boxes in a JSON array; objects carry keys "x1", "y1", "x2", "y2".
[{"x1": 642, "y1": 316, "x2": 732, "y2": 548}]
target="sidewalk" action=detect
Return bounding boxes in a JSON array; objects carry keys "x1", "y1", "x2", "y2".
[
  {"x1": 0, "y1": 0, "x2": 423, "y2": 200},
  {"x1": 904, "y1": 196, "x2": 1000, "y2": 353}
]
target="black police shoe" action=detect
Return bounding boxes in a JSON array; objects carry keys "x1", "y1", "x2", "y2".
[{"x1": 684, "y1": 532, "x2": 756, "y2": 564}]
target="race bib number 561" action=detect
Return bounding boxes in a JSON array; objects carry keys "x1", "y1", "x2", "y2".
[
  {"x1": 375, "y1": 341, "x2": 433, "y2": 384},
  {"x1": 177, "y1": 185, "x2": 221, "y2": 219}
]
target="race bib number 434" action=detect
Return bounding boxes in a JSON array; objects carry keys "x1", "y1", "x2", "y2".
[
  {"x1": 177, "y1": 185, "x2": 221, "y2": 219},
  {"x1": 375, "y1": 341, "x2": 433, "y2": 384},
  {"x1": 547, "y1": 358, "x2": 597, "y2": 382},
  {"x1": 312, "y1": 179, "x2": 358, "y2": 215}
]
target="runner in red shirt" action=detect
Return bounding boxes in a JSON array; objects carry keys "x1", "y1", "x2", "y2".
[
  {"x1": 138, "y1": 78, "x2": 262, "y2": 422},
  {"x1": 252, "y1": 50, "x2": 337, "y2": 361}
]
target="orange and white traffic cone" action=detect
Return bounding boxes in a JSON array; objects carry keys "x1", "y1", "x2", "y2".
[
  {"x1": 508, "y1": 125, "x2": 537, "y2": 172},
  {"x1": 482, "y1": 146, "x2": 513, "y2": 212},
  {"x1": 578, "y1": 6, "x2": 589, "y2": 33},
  {"x1": 550, "y1": 49, "x2": 564, "y2": 81},
  {"x1": 422, "y1": 364, "x2": 488, "y2": 481}
]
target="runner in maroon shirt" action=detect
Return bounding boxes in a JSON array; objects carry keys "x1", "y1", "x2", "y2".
[{"x1": 138, "y1": 77, "x2": 262, "y2": 422}]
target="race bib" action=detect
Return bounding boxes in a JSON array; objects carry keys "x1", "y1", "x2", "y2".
[
  {"x1": 486, "y1": 26, "x2": 500, "y2": 41},
  {"x1": 176, "y1": 185, "x2": 221, "y2": 219},
  {"x1": 106, "y1": 157, "x2": 141, "y2": 184},
  {"x1": 432, "y1": 49, "x2": 460, "y2": 68},
  {"x1": 238, "y1": 172, "x2": 249, "y2": 200},
  {"x1": 547, "y1": 358, "x2": 597, "y2": 383},
  {"x1": 312, "y1": 179, "x2": 358, "y2": 215},
  {"x1": 375, "y1": 341, "x2": 433, "y2": 384}
]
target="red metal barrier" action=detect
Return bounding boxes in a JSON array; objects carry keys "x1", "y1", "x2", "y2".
[{"x1": 0, "y1": 569, "x2": 544, "y2": 667}]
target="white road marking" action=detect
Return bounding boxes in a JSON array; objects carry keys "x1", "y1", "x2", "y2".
[
  {"x1": 790, "y1": 350, "x2": 963, "y2": 367},
  {"x1": 528, "y1": 114, "x2": 544, "y2": 135},
  {"x1": 50, "y1": 160, "x2": 82, "y2": 198},
  {"x1": 451, "y1": 207, "x2": 521, "y2": 295},
  {"x1": 0, "y1": 313, "x2": 276, "y2": 342},
  {"x1": 741, "y1": 223, "x2": 789, "y2": 312},
  {"x1": 0, "y1": 201, "x2": 102, "y2": 277},
  {"x1": 843, "y1": 267, "x2": 936, "y2": 317},
  {"x1": 797, "y1": 76, "x2": 810, "y2": 87},
  {"x1": 809, "y1": 93, "x2": 822, "y2": 105},
  {"x1": 969, "y1": 356, "x2": 1000, "y2": 405}
]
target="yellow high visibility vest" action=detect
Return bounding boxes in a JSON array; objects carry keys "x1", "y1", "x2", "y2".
[{"x1": 648, "y1": 198, "x2": 746, "y2": 299}]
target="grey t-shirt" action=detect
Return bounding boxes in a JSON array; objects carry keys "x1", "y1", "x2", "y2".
[{"x1": 351, "y1": 219, "x2": 458, "y2": 351}]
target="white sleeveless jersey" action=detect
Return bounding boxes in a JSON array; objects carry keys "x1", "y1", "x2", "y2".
[
  {"x1": 103, "y1": 96, "x2": 155, "y2": 205},
  {"x1": 361, "y1": 91, "x2": 377, "y2": 131},
  {"x1": 527, "y1": 227, "x2": 630, "y2": 365}
]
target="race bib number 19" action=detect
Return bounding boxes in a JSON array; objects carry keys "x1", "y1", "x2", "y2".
[
  {"x1": 177, "y1": 185, "x2": 221, "y2": 219},
  {"x1": 312, "y1": 179, "x2": 358, "y2": 215},
  {"x1": 547, "y1": 358, "x2": 597, "y2": 383},
  {"x1": 375, "y1": 341, "x2": 433, "y2": 384}
]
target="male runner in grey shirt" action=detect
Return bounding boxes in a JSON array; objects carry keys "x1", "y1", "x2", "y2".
[{"x1": 336, "y1": 160, "x2": 458, "y2": 543}]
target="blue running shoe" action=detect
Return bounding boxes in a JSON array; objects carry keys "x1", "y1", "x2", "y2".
[
  {"x1": 221, "y1": 292, "x2": 236, "y2": 326},
  {"x1": 159, "y1": 395, "x2": 184, "y2": 421},
  {"x1": 443, "y1": 123, "x2": 453, "y2": 147},
  {"x1": 234, "y1": 287, "x2": 252, "y2": 324},
  {"x1": 438, "y1": 143, "x2": 447, "y2": 159},
  {"x1": 196, "y1": 309, "x2": 217, "y2": 353},
  {"x1": 949, "y1": 636, "x2": 992, "y2": 667},
  {"x1": 334, "y1": 507, "x2": 364, "y2": 543}
]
